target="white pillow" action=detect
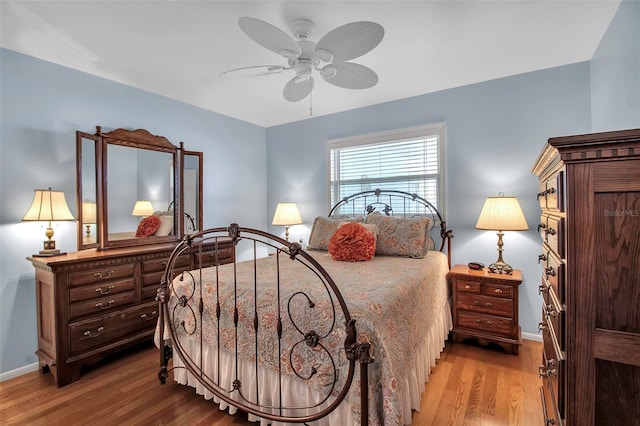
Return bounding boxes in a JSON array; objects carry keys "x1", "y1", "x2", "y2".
[{"x1": 154, "y1": 214, "x2": 174, "y2": 236}]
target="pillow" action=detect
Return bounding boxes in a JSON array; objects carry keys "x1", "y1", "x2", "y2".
[
  {"x1": 365, "y1": 214, "x2": 432, "y2": 258},
  {"x1": 308, "y1": 217, "x2": 347, "y2": 250},
  {"x1": 328, "y1": 222, "x2": 377, "y2": 261},
  {"x1": 135, "y1": 215, "x2": 161, "y2": 237},
  {"x1": 154, "y1": 214, "x2": 174, "y2": 236}
]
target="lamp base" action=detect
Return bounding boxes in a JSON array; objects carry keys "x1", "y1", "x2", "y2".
[{"x1": 488, "y1": 262, "x2": 513, "y2": 275}]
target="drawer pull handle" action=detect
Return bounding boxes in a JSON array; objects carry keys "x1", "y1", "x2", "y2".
[
  {"x1": 474, "y1": 319, "x2": 493, "y2": 325},
  {"x1": 494, "y1": 288, "x2": 503, "y2": 294},
  {"x1": 95, "y1": 285, "x2": 115, "y2": 295},
  {"x1": 473, "y1": 300, "x2": 480, "y2": 305},
  {"x1": 475, "y1": 319, "x2": 481, "y2": 323},
  {"x1": 94, "y1": 270, "x2": 114, "y2": 279},
  {"x1": 536, "y1": 191, "x2": 546, "y2": 201},
  {"x1": 546, "y1": 187, "x2": 556, "y2": 195},
  {"x1": 96, "y1": 300, "x2": 115, "y2": 310},
  {"x1": 545, "y1": 305, "x2": 557, "y2": 317},
  {"x1": 141, "y1": 311, "x2": 158, "y2": 321},
  {"x1": 538, "y1": 284, "x2": 548, "y2": 295},
  {"x1": 83, "y1": 326, "x2": 104, "y2": 338},
  {"x1": 161, "y1": 261, "x2": 167, "y2": 266},
  {"x1": 545, "y1": 267, "x2": 556, "y2": 277},
  {"x1": 546, "y1": 228, "x2": 557, "y2": 236},
  {"x1": 537, "y1": 223, "x2": 546, "y2": 232},
  {"x1": 485, "y1": 302, "x2": 492, "y2": 308},
  {"x1": 538, "y1": 321, "x2": 547, "y2": 332},
  {"x1": 538, "y1": 254, "x2": 547, "y2": 263},
  {"x1": 464, "y1": 285, "x2": 471, "y2": 290}
]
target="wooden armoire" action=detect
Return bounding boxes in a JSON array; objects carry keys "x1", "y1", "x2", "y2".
[{"x1": 532, "y1": 128, "x2": 640, "y2": 426}]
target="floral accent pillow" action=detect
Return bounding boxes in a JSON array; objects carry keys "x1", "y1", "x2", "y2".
[
  {"x1": 135, "y1": 215, "x2": 161, "y2": 237},
  {"x1": 328, "y1": 222, "x2": 377, "y2": 261},
  {"x1": 365, "y1": 214, "x2": 432, "y2": 258}
]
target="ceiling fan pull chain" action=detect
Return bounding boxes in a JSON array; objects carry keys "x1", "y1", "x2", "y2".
[{"x1": 309, "y1": 91, "x2": 313, "y2": 117}]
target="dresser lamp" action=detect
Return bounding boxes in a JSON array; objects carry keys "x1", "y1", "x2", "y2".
[
  {"x1": 131, "y1": 200, "x2": 154, "y2": 218},
  {"x1": 475, "y1": 194, "x2": 529, "y2": 274},
  {"x1": 272, "y1": 202, "x2": 302, "y2": 241},
  {"x1": 82, "y1": 201, "x2": 97, "y2": 238},
  {"x1": 22, "y1": 188, "x2": 75, "y2": 256}
]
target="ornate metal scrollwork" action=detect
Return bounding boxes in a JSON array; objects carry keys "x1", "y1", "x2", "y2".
[
  {"x1": 227, "y1": 223, "x2": 239, "y2": 241},
  {"x1": 304, "y1": 330, "x2": 320, "y2": 348}
]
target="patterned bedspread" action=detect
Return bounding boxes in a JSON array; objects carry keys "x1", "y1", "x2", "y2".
[{"x1": 165, "y1": 249, "x2": 449, "y2": 425}]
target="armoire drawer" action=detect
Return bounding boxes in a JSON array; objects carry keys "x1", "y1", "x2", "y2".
[
  {"x1": 68, "y1": 302, "x2": 157, "y2": 356},
  {"x1": 538, "y1": 214, "x2": 566, "y2": 259},
  {"x1": 542, "y1": 323, "x2": 565, "y2": 419},
  {"x1": 68, "y1": 264, "x2": 135, "y2": 287},
  {"x1": 544, "y1": 251, "x2": 565, "y2": 305},
  {"x1": 542, "y1": 296, "x2": 565, "y2": 351}
]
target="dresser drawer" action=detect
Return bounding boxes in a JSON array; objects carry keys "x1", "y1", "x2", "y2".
[
  {"x1": 457, "y1": 293, "x2": 513, "y2": 317},
  {"x1": 68, "y1": 264, "x2": 135, "y2": 287},
  {"x1": 68, "y1": 278, "x2": 135, "y2": 303},
  {"x1": 457, "y1": 311, "x2": 514, "y2": 337},
  {"x1": 196, "y1": 247, "x2": 234, "y2": 267},
  {"x1": 141, "y1": 254, "x2": 190, "y2": 274},
  {"x1": 69, "y1": 291, "x2": 135, "y2": 320},
  {"x1": 68, "y1": 302, "x2": 157, "y2": 356}
]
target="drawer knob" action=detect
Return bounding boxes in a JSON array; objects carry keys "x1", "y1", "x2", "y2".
[
  {"x1": 141, "y1": 311, "x2": 158, "y2": 321},
  {"x1": 96, "y1": 299, "x2": 115, "y2": 310},
  {"x1": 95, "y1": 285, "x2": 114, "y2": 295},
  {"x1": 83, "y1": 326, "x2": 104, "y2": 338},
  {"x1": 94, "y1": 270, "x2": 114, "y2": 279},
  {"x1": 464, "y1": 285, "x2": 471, "y2": 290},
  {"x1": 494, "y1": 288, "x2": 503, "y2": 294}
]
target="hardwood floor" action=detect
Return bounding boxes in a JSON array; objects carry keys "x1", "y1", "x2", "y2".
[{"x1": 0, "y1": 339, "x2": 543, "y2": 425}]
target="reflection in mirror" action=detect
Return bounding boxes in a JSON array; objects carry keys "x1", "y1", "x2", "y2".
[
  {"x1": 76, "y1": 133, "x2": 99, "y2": 250},
  {"x1": 106, "y1": 144, "x2": 174, "y2": 242},
  {"x1": 183, "y1": 152, "x2": 202, "y2": 234}
]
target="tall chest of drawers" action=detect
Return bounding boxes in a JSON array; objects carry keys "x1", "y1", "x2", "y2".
[
  {"x1": 532, "y1": 128, "x2": 640, "y2": 426},
  {"x1": 28, "y1": 240, "x2": 234, "y2": 387}
]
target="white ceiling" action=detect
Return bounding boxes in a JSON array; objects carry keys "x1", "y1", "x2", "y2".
[{"x1": 1, "y1": 1, "x2": 621, "y2": 127}]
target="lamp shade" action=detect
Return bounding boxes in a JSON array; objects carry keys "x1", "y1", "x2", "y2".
[
  {"x1": 22, "y1": 188, "x2": 74, "y2": 222},
  {"x1": 272, "y1": 202, "x2": 303, "y2": 226},
  {"x1": 131, "y1": 200, "x2": 154, "y2": 217},
  {"x1": 475, "y1": 195, "x2": 529, "y2": 231},
  {"x1": 82, "y1": 201, "x2": 97, "y2": 224}
]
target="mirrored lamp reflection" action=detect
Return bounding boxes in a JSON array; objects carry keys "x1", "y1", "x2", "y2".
[
  {"x1": 82, "y1": 201, "x2": 97, "y2": 239},
  {"x1": 131, "y1": 200, "x2": 154, "y2": 218},
  {"x1": 475, "y1": 194, "x2": 529, "y2": 274},
  {"x1": 22, "y1": 188, "x2": 75, "y2": 256},
  {"x1": 272, "y1": 202, "x2": 302, "y2": 241}
]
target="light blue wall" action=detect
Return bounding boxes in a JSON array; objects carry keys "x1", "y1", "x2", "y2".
[
  {"x1": 0, "y1": 48, "x2": 267, "y2": 374},
  {"x1": 590, "y1": 0, "x2": 640, "y2": 131},
  {"x1": 267, "y1": 63, "x2": 592, "y2": 339}
]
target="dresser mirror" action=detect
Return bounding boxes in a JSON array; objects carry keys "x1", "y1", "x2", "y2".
[{"x1": 76, "y1": 126, "x2": 203, "y2": 250}]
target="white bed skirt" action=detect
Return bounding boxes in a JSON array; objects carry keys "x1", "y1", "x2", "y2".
[{"x1": 170, "y1": 301, "x2": 452, "y2": 425}]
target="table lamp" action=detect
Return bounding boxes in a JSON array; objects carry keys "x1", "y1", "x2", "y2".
[
  {"x1": 475, "y1": 194, "x2": 529, "y2": 274},
  {"x1": 22, "y1": 188, "x2": 75, "y2": 256},
  {"x1": 272, "y1": 202, "x2": 302, "y2": 241},
  {"x1": 131, "y1": 200, "x2": 154, "y2": 218},
  {"x1": 82, "y1": 201, "x2": 97, "y2": 238}
]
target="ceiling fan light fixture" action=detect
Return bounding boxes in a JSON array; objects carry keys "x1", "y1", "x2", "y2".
[
  {"x1": 316, "y1": 48, "x2": 333, "y2": 62},
  {"x1": 279, "y1": 49, "x2": 299, "y2": 59},
  {"x1": 321, "y1": 64, "x2": 337, "y2": 79}
]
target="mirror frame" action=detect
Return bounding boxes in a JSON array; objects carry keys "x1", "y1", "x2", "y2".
[
  {"x1": 76, "y1": 131, "x2": 101, "y2": 250},
  {"x1": 76, "y1": 126, "x2": 204, "y2": 250},
  {"x1": 182, "y1": 150, "x2": 204, "y2": 236}
]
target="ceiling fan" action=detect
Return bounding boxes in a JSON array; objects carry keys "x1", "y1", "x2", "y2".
[{"x1": 219, "y1": 17, "x2": 384, "y2": 102}]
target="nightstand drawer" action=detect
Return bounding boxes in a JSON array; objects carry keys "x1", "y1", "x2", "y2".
[
  {"x1": 482, "y1": 282, "x2": 513, "y2": 299},
  {"x1": 457, "y1": 311, "x2": 514, "y2": 337},
  {"x1": 455, "y1": 279, "x2": 481, "y2": 294},
  {"x1": 457, "y1": 293, "x2": 513, "y2": 317}
]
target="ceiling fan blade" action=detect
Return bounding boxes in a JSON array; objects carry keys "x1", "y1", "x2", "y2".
[
  {"x1": 238, "y1": 17, "x2": 301, "y2": 59},
  {"x1": 321, "y1": 62, "x2": 378, "y2": 89},
  {"x1": 283, "y1": 76, "x2": 314, "y2": 102},
  {"x1": 316, "y1": 22, "x2": 384, "y2": 63},
  {"x1": 218, "y1": 65, "x2": 286, "y2": 79}
]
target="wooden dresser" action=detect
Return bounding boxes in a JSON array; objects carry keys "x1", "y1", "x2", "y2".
[
  {"x1": 532, "y1": 128, "x2": 640, "y2": 426},
  {"x1": 449, "y1": 264, "x2": 523, "y2": 355},
  {"x1": 28, "y1": 240, "x2": 234, "y2": 387}
]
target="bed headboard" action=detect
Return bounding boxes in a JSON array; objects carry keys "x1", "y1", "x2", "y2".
[{"x1": 328, "y1": 188, "x2": 453, "y2": 267}]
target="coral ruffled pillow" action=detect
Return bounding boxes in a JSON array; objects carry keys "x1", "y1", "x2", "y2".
[
  {"x1": 328, "y1": 222, "x2": 377, "y2": 262},
  {"x1": 136, "y1": 215, "x2": 161, "y2": 237}
]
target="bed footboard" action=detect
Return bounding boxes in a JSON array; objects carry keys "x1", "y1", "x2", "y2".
[{"x1": 156, "y1": 223, "x2": 373, "y2": 425}]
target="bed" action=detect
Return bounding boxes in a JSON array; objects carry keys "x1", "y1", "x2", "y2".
[{"x1": 155, "y1": 189, "x2": 454, "y2": 425}]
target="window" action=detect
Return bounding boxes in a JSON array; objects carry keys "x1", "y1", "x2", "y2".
[{"x1": 328, "y1": 123, "x2": 445, "y2": 216}]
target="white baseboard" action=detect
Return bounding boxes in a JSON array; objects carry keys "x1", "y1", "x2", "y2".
[
  {"x1": 0, "y1": 362, "x2": 39, "y2": 382},
  {"x1": 522, "y1": 331, "x2": 543, "y2": 342}
]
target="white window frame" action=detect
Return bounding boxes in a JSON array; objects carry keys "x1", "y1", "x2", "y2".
[{"x1": 327, "y1": 123, "x2": 446, "y2": 217}]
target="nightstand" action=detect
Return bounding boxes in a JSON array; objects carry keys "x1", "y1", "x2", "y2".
[{"x1": 448, "y1": 264, "x2": 522, "y2": 355}]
